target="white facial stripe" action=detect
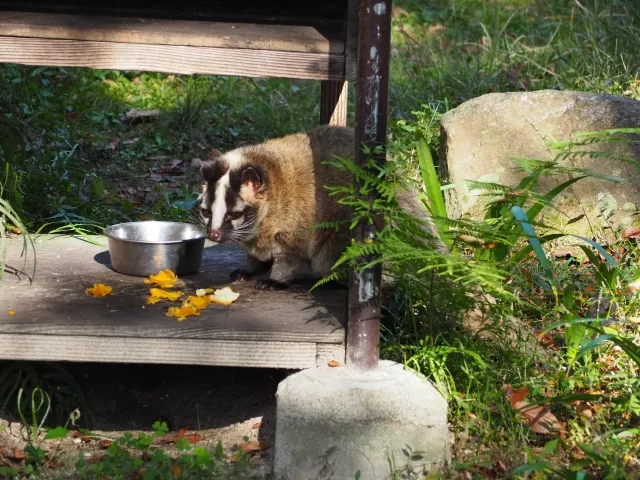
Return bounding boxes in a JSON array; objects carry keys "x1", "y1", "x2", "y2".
[{"x1": 210, "y1": 173, "x2": 229, "y2": 230}]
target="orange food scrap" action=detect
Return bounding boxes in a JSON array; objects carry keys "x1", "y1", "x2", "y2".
[
  {"x1": 8, "y1": 309, "x2": 16, "y2": 316},
  {"x1": 144, "y1": 269, "x2": 178, "y2": 288},
  {"x1": 328, "y1": 360, "x2": 341, "y2": 367},
  {"x1": 195, "y1": 288, "x2": 214, "y2": 297},
  {"x1": 166, "y1": 304, "x2": 200, "y2": 322},
  {"x1": 85, "y1": 283, "x2": 113, "y2": 297},
  {"x1": 146, "y1": 288, "x2": 184, "y2": 304},
  {"x1": 183, "y1": 295, "x2": 211, "y2": 310},
  {"x1": 209, "y1": 287, "x2": 240, "y2": 306}
]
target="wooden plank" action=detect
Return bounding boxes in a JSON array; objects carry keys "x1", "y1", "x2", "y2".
[
  {"x1": 0, "y1": 36, "x2": 344, "y2": 81},
  {"x1": 345, "y1": 0, "x2": 359, "y2": 81},
  {"x1": 320, "y1": 80, "x2": 349, "y2": 126},
  {"x1": 316, "y1": 343, "x2": 346, "y2": 366},
  {"x1": 0, "y1": 12, "x2": 344, "y2": 53},
  {"x1": 0, "y1": 1, "x2": 348, "y2": 28},
  {"x1": 0, "y1": 335, "x2": 319, "y2": 369},
  {"x1": 0, "y1": 235, "x2": 346, "y2": 344}
]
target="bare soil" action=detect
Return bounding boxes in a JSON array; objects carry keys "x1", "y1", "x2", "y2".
[{"x1": 1, "y1": 362, "x2": 291, "y2": 477}]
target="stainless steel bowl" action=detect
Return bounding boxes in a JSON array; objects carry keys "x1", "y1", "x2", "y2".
[{"x1": 104, "y1": 221, "x2": 206, "y2": 277}]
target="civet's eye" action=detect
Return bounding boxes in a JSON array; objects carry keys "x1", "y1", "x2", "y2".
[
  {"x1": 200, "y1": 208, "x2": 211, "y2": 218},
  {"x1": 225, "y1": 211, "x2": 243, "y2": 222}
]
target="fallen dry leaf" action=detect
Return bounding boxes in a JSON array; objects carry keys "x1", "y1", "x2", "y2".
[
  {"x1": 162, "y1": 428, "x2": 201, "y2": 445},
  {"x1": 237, "y1": 440, "x2": 269, "y2": 454},
  {"x1": 621, "y1": 226, "x2": 640, "y2": 241},
  {"x1": 45, "y1": 458, "x2": 62, "y2": 469},
  {"x1": 517, "y1": 403, "x2": 564, "y2": 434},
  {"x1": 145, "y1": 269, "x2": 178, "y2": 288},
  {"x1": 510, "y1": 386, "x2": 529, "y2": 408},
  {"x1": 99, "y1": 439, "x2": 113, "y2": 449},
  {"x1": 328, "y1": 360, "x2": 341, "y2": 367},
  {"x1": 503, "y1": 384, "x2": 564, "y2": 435},
  {"x1": 86, "y1": 283, "x2": 113, "y2": 297},
  {"x1": 171, "y1": 464, "x2": 182, "y2": 477},
  {"x1": 72, "y1": 431, "x2": 93, "y2": 443},
  {"x1": 166, "y1": 305, "x2": 200, "y2": 322},
  {"x1": 122, "y1": 137, "x2": 140, "y2": 146},
  {"x1": 146, "y1": 288, "x2": 184, "y2": 304},
  {"x1": 10, "y1": 447, "x2": 25, "y2": 461},
  {"x1": 8, "y1": 309, "x2": 15, "y2": 316},
  {"x1": 574, "y1": 401, "x2": 594, "y2": 421},
  {"x1": 64, "y1": 111, "x2": 79, "y2": 123}
]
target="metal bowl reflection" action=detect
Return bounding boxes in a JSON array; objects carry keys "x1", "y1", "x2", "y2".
[{"x1": 104, "y1": 221, "x2": 206, "y2": 277}]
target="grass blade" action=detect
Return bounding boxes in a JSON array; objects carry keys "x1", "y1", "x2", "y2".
[{"x1": 510, "y1": 205, "x2": 553, "y2": 284}]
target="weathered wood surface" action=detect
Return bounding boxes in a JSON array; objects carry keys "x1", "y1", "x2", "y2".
[
  {"x1": 320, "y1": 80, "x2": 349, "y2": 126},
  {"x1": 0, "y1": 12, "x2": 344, "y2": 53},
  {"x1": 0, "y1": 36, "x2": 344, "y2": 80},
  {"x1": 0, "y1": 336, "x2": 321, "y2": 369},
  {"x1": 0, "y1": 235, "x2": 346, "y2": 368}
]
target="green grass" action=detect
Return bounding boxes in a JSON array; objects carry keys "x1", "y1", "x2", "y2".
[{"x1": 1, "y1": 0, "x2": 639, "y2": 478}]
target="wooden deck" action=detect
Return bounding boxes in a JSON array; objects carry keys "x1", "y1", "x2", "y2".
[{"x1": 0, "y1": 235, "x2": 346, "y2": 369}]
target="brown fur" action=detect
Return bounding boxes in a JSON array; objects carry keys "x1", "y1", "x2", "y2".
[{"x1": 200, "y1": 125, "x2": 443, "y2": 289}]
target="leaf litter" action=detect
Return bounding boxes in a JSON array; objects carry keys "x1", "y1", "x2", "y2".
[{"x1": 503, "y1": 384, "x2": 565, "y2": 435}]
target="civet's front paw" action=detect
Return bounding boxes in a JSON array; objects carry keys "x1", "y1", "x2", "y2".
[{"x1": 255, "y1": 279, "x2": 289, "y2": 291}]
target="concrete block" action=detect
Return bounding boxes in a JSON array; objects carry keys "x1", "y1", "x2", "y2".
[{"x1": 274, "y1": 360, "x2": 449, "y2": 480}]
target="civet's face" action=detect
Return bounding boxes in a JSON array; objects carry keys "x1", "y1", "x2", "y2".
[{"x1": 198, "y1": 152, "x2": 264, "y2": 243}]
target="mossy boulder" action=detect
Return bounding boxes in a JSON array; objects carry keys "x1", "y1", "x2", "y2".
[{"x1": 439, "y1": 90, "x2": 640, "y2": 242}]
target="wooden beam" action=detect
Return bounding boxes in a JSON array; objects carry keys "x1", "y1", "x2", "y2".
[
  {"x1": 0, "y1": 11, "x2": 344, "y2": 53},
  {"x1": 0, "y1": 335, "x2": 324, "y2": 369},
  {"x1": 320, "y1": 80, "x2": 349, "y2": 126},
  {"x1": 0, "y1": 36, "x2": 344, "y2": 80}
]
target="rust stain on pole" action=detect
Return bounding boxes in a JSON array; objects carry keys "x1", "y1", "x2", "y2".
[{"x1": 347, "y1": 0, "x2": 392, "y2": 370}]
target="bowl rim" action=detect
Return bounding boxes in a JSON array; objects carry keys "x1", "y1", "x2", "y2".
[{"x1": 104, "y1": 220, "x2": 207, "y2": 245}]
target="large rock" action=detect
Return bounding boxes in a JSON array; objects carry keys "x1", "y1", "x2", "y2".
[{"x1": 439, "y1": 90, "x2": 640, "y2": 239}]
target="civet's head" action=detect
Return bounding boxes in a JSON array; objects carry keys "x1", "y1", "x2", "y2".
[{"x1": 198, "y1": 150, "x2": 267, "y2": 243}]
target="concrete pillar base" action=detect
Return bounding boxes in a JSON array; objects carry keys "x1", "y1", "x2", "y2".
[{"x1": 274, "y1": 360, "x2": 449, "y2": 480}]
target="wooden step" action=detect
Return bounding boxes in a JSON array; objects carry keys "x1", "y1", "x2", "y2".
[
  {"x1": 0, "y1": 235, "x2": 346, "y2": 369},
  {"x1": 0, "y1": 11, "x2": 347, "y2": 80}
]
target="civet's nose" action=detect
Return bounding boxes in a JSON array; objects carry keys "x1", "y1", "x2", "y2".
[{"x1": 208, "y1": 229, "x2": 222, "y2": 242}]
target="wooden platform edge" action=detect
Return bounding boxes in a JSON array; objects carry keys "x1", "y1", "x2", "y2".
[
  {"x1": 0, "y1": 36, "x2": 345, "y2": 81},
  {"x1": 0, "y1": 11, "x2": 344, "y2": 54},
  {"x1": 0, "y1": 334, "x2": 345, "y2": 369}
]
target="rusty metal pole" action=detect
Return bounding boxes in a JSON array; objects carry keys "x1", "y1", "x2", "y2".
[{"x1": 347, "y1": 0, "x2": 392, "y2": 370}]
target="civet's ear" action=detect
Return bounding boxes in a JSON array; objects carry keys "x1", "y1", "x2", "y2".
[{"x1": 240, "y1": 166, "x2": 262, "y2": 194}]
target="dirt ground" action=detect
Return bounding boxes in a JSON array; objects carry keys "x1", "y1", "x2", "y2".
[{"x1": 0, "y1": 362, "x2": 291, "y2": 477}]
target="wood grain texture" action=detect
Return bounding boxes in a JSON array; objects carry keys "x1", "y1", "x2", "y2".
[
  {"x1": 0, "y1": 36, "x2": 344, "y2": 80},
  {"x1": 0, "y1": 235, "x2": 346, "y2": 344},
  {"x1": 345, "y1": 0, "x2": 359, "y2": 81},
  {"x1": 0, "y1": 335, "x2": 319, "y2": 369},
  {"x1": 0, "y1": 11, "x2": 344, "y2": 53},
  {"x1": 320, "y1": 80, "x2": 349, "y2": 126},
  {"x1": 316, "y1": 343, "x2": 346, "y2": 365}
]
